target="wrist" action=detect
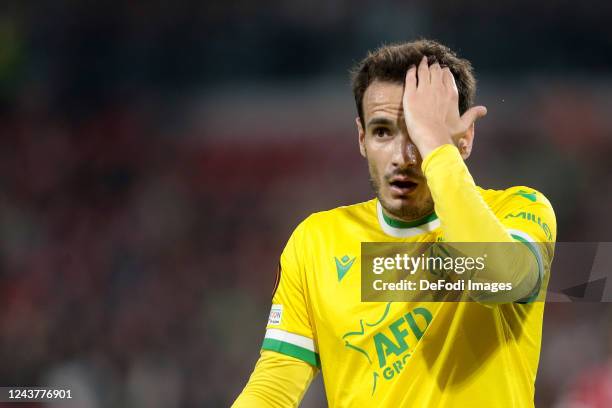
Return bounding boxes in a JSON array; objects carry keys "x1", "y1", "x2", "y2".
[
  {"x1": 421, "y1": 143, "x2": 462, "y2": 174},
  {"x1": 410, "y1": 127, "x2": 454, "y2": 159},
  {"x1": 415, "y1": 138, "x2": 453, "y2": 160}
]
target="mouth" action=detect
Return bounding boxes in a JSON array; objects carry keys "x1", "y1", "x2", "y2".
[{"x1": 388, "y1": 178, "x2": 418, "y2": 196}]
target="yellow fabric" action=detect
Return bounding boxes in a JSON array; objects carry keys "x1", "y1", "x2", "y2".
[
  {"x1": 232, "y1": 350, "x2": 317, "y2": 408},
  {"x1": 422, "y1": 144, "x2": 516, "y2": 242},
  {"x1": 422, "y1": 144, "x2": 544, "y2": 302},
  {"x1": 246, "y1": 144, "x2": 557, "y2": 407}
]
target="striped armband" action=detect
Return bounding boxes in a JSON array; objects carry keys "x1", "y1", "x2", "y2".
[
  {"x1": 508, "y1": 229, "x2": 545, "y2": 303},
  {"x1": 262, "y1": 329, "x2": 320, "y2": 367}
]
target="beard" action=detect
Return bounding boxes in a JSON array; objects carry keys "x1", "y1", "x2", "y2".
[{"x1": 368, "y1": 164, "x2": 435, "y2": 221}]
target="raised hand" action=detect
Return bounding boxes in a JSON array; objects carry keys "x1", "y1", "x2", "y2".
[{"x1": 402, "y1": 56, "x2": 487, "y2": 159}]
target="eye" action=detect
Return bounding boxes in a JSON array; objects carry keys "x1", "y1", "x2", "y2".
[{"x1": 373, "y1": 127, "x2": 391, "y2": 138}]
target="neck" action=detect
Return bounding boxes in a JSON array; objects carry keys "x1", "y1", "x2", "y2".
[{"x1": 380, "y1": 206, "x2": 437, "y2": 229}]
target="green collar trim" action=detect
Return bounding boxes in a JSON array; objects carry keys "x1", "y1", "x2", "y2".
[{"x1": 381, "y1": 208, "x2": 438, "y2": 229}]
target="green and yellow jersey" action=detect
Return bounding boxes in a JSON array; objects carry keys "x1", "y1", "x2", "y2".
[
  {"x1": 236, "y1": 144, "x2": 557, "y2": 407},
  {"x1": 260, "y1": 146, "x2": 556, "y2": 408}
]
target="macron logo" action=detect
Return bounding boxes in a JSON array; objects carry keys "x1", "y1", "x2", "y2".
[{"x1": 335, "y1": 255, "x2": 356, "y2": 282}]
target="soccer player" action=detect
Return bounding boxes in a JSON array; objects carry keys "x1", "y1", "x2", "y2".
[{"x1": 232, "y1": 39, "x2": 556, "y2": 407}]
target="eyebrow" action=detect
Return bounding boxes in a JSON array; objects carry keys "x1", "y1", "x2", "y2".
[{"x1": 366, "y1": 117, "x2": 396, "y2": 129}]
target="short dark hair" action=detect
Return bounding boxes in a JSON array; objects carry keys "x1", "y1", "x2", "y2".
[{"x1": 351, "y1": 39, "x2": 477, "y2": 126}]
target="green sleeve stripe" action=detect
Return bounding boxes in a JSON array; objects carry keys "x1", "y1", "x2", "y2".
[
  {"x1": 510, "y1": 233, "x2": 543, "y2": 274},
  {"x1": 262, "y1": 338, "x2": 321, "y2": 368},
  {"x1": 510, "y1": 233, "x2": 544, "y2": 303}
]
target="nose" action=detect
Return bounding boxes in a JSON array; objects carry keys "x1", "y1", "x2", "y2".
[{"x1": 391, "y1": 136, "x2": 420, "y2": 168}]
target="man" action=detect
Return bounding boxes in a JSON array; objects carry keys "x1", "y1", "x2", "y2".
[{"x1": 233, "y1": 39, "x2": 556, "y2": 407}]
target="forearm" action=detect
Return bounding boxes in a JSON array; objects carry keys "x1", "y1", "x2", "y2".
[
  {"x1": 423, "y1": 144, "x2": 512, "y2": 242},
  {"x1": 232, "y1": 350, "x2": 317, "y2": 408},
  {"x1": 422, "y1": 144, "x2": 539, "y2": 301}
]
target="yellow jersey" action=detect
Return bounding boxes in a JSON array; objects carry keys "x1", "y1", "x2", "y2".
[{"x1": 262, "y1": 185, "x2": 556, "y2": 407}]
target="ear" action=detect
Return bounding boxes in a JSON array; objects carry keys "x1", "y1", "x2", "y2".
[
  {"x1": 458, "y1": 122, "x2": 475, "y2": 159},
  {"x1": 356, "y1": 117, "x2": 366, "y2": 158}
]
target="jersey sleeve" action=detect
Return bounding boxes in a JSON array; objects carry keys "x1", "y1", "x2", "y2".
[
  {"x1": 422, "y1": 145, "x2": 550, "y2": 302},
  {"x1": 262, "y1": 218, "x2": 320, "y2": 367},
  {"x1": 497, "y1": 187, "x2": 557, "y2": 302},
  {"x1": 232, "y1": 350, "x2": 317, "y2": 408}
]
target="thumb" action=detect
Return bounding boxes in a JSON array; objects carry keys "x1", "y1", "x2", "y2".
[{"x1": 460, "y1": 105, "x2": 487, "y2": 128}]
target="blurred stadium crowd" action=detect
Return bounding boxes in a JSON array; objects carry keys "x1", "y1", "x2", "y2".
[{"x1": 0, "y1": 2, "x2": 611, "y2": 407}]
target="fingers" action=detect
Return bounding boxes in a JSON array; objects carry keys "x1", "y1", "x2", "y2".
[
  {"x1": 442, "y1": 67, "x2": 458, "y2": 97},
  {"x1": 460, "y1": 105, "x2": 488, "y2": 128},
  {"x1": 429, "y1": 62, "x2": 442, "y2": 86},
  {"x1": 405, "y1": 64, "x2": 417, "y2": 91},
  {"x1": 415, "y1": 56, "x2": 443, "y2": 88},
  {"x1": 417, "y1": 55, "x2": 429, "y2": 86}
]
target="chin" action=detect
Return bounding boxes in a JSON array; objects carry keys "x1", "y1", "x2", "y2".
[
  {"x1": 384, "y1": 197, "x2": 417, "y2": 215},
  {"x1": 381, "y1": 194, "x2": 430, "y2": 220}
]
